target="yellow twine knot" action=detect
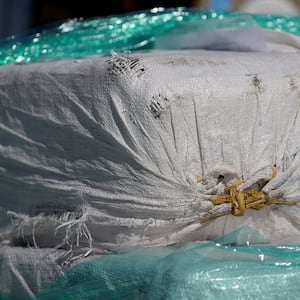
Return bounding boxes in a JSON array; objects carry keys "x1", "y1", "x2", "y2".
[{"x1": 207, "y1": 166, "x2": 298, "y2": 217}]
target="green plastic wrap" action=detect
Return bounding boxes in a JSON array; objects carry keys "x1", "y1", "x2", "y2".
[
  {"x1": 0, "y1": 7, "x2": 299, "y2": 65},
  {"x1": 32, "y1": 227, "x2": 300, "y2": 300}
]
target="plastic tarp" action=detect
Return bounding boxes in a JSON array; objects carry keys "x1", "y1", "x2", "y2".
[
  {"x1": 36, "y1": 227, "x2": 300, "y2": 300},
  {"x1": 0, "y1": 8, "x2": 300, "y2": 65}
]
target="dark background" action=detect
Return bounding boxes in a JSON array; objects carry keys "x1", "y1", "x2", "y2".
[
  {"x1": 33, "y1": 0, "x2": 195, "y2": 25},
  {"x1": 0, "y1": 0, "x2": 198, "y2": 39},
  {"x1": 0, "y1": 0, "x2": 299, "y2": 39}
]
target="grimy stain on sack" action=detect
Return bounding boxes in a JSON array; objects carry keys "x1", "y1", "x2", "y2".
[
  {"x1": 159, "y1": 57, "x2": 225, "y2": 67},
  {"x1": 150, "y1": 93, "x2": 170, "y2": 119},
  {"x1": 286, "y1": 74, "x2": 300, "y2": 92},
  {"x1": 106, "y1": 53, "x2": 147, "y2": 79}
]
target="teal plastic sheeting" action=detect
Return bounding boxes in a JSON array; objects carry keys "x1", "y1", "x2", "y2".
[
  {"x1": 34, "y1": 227, "x2": 300, "y2": 300},
  {"x1": 0, "y1": 7, "x2": 299, "y2": 65}
]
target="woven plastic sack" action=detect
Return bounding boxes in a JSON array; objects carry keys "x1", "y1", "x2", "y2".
[
  {"x1": 36, "y1": 227, "x2": 300, "y2": 300},
  {"x1": 0, "y1": 247, "x2": 66, "y2": 300},
  {"x1": 1, "y1": 45, "x2": 300, "y2": 252}
]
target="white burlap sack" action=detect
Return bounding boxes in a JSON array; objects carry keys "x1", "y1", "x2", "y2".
[
  {"x1": 1, "y1": 42, "x2": 300, "y2": 253},
  {"x1": 0, "y1": 246, "x2": 66, "y2": 299}
]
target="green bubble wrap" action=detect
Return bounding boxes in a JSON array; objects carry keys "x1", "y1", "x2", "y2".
[
  {"x1": 0, "y1": 7, "x2": 299, "y2": 65},
  {"x1": 35, "y1": 227, "x2": 300, "y2": 300},
  {"x1": 2, "y1": 227, "x2": 300, "y2": 299}
]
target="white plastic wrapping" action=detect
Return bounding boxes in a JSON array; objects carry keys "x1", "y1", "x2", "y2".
[{"x1": 0, "y1": 44, "x2": 300, "y2": 255}]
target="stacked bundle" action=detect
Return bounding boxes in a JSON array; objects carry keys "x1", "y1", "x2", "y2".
[{"x1": 0, "y1": 8, "x2": 300, "y2": 300}]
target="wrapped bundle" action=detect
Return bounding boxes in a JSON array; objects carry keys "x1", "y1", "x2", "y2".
[
  {"x1": 1, "y1": 48, "x2": 300, "y2": 251},
  {"x1": 0, "y1": 7, "x2": 300, "y2": 300}
]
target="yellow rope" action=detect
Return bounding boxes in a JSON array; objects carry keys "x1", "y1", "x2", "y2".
[
  {"x1": 196, "y1": 176, "x2": 203, "y2": 183},
  {"x1": 204, "y1": 166, "x2": 298, "y2": 217}
]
